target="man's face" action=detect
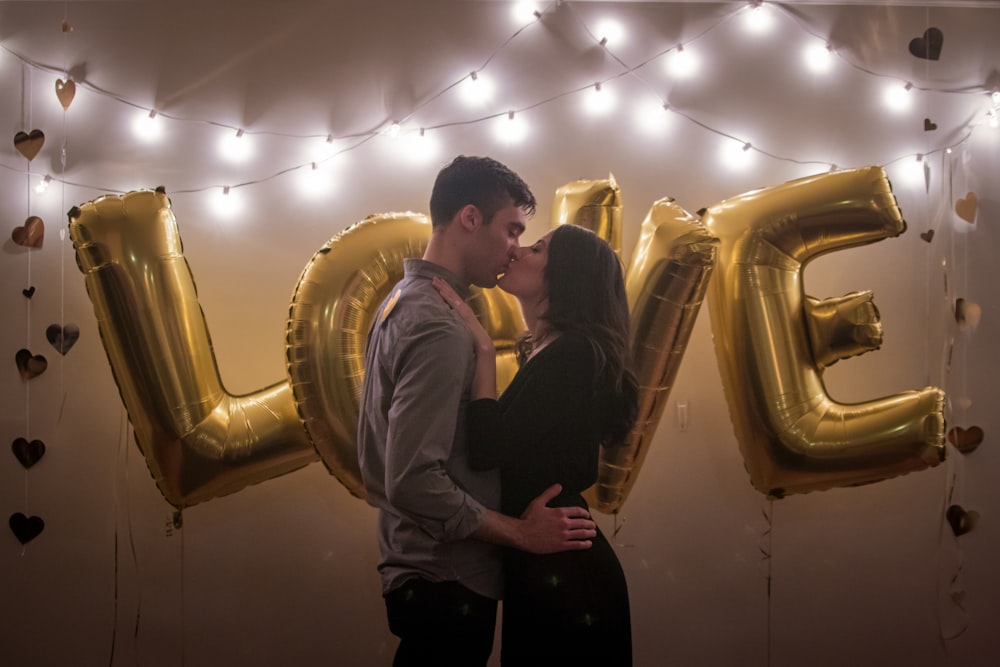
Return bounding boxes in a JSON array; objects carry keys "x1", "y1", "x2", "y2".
[{"x1": 467, "y1": 203, "x2": 528, "y2": 288}]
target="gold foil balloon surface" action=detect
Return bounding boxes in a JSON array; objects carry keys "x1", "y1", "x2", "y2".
[
  {"x1": 551, "y1": 180, "x2": 718, "y2": 513},
  {"x1": 704, "y1": 166, "x2": 946, "y2": 497},
  {"x1": 69, "y1": 191, "x2": 317, "y2": 508}
]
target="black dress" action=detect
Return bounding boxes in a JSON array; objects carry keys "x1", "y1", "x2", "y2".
[{"x1": 467, "y1": 333, "x2": 632, "y2": 666}]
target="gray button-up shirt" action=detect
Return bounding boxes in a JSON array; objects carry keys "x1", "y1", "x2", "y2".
[{"x1": 357, "y1": 258, "x2": 503, "y2": 599}]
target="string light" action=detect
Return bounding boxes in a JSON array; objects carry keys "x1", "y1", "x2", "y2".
[
  {"x1": 33, "y1": 174, "x2": 52, "y2": 194},
  {"x1": 218, "y1": 128, "x2": 253, "y2": 162},
  {"x1": 400, "y1": 127, "x2": 441, "y2": 165},
  {"x1": 668, "y1": 44, "x2": 699, "y2": 79},
  {"x1": 633, "y1": 98, "x2": 673, "y2": 137},
  {"x1": 595, "y1": 19, "x2": 624, "y2": 48},
  {"x1": 883, "y1": 82, "x2": 913, "y2": 112},
  {"x1": 131, "y1": 109, "x2": 163, "y2": 142},
  {"x1": 742, "y1": 2, "x2": 775, "y2": 35},
  {"x1": 720, "y1": 137, "x2": 756, "y2": 170},
  {"x1": 296, "y1": 162, "x2": 333, "y2": 199},
  {"x1": 210, "y1": 185, "x2": 244, "y2": 219},
  {"x1": 803, "y1": 41, "x2": 834, "y2": 74},
  {"x1": 494, "y1": 110, "x2": 528, "y2": 145},
  {"x1": 460, "y1": 71, "x2": 495, "y2": 107},
  {"x1": 584, "y1": 82, "x2": 616, "y2": 116},
  {"x1": 0, "y1": 2, "x2": 989, "y2": 196}
]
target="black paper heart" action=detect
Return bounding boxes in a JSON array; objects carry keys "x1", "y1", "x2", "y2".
[
  {"x1": 12, "y1": 438, "x2": 45, "y2": 468},
  {"x1": 9, "y1": 513, "x2": 45, "y2": 544},
  {"x1": 946, "y1": 504, "x2": 978, "y2": 537},
  {"x1": 909, "y1": 28, "x2": 943, "y2": 60},
  {"x1": 919, "y1": 230, "x2": 935, "y2": 243},
  {"x1": 15, "y1": 349, "x2": 47, "y2": 380},
  {"x1": 22, "y1": 286, "x2": 36, "y2": 299},
  {"x1": 924, "y1": 118, "x2": 937, "y2": 131},
  {"x1": 46, "y1": 323, "x2": 80, "y2": 355}
]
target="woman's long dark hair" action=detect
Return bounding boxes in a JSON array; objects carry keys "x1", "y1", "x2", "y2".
[{"x1": 518, "y1": 224, "x2": 638, "y2": 445}]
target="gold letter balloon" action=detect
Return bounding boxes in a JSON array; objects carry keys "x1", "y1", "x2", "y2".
[
  {"x1": 70, "y1": 167, "x2": 944, "y2": 510},
  {"x1": 704, "y1": 166, "x2": 945, "y2": 497}
]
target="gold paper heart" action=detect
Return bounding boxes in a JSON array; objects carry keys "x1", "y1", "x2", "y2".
[
  {"x1": 55, "y1": 79, "x2": 76, "y2": 110},
  {"x1": 955, "y1": 192, "x2": 978, "y2": 224},
  {"x1": 948, "y1": 426, "x2": 984, "y2": 455},
  {"x1": 11, "y1": 216, "x2": 44, "y2": 249},
  {"x1": 15, "y1": 348, "x2": 48, "y2": 381},
  {"x1": 955, "y1": 298, "x2": 982, "y2": 331},
  {"x1": 13, "y1": 129, "x2": 45, "y2": 161}
]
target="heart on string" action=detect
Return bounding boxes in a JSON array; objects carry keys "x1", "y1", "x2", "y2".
[
  {"x1": 46, "y1": 323, "x2": 80, "y2": 355},
  {"x1": 955, "y1": 192, "x2": 977, "y2": 223},
  {"x1": 919, "y1": 229, "x2": 934, "y2": 243},
  {"x1": 12, "y1": 438, "x2": 45, "y2": 469},
  {"x1": 13, "y1": 129, "x2": 45, "y2": 161},
  {"x1": 9, "y1": 513, "x2": 45, "y2": 544},
  {"x1": 61, "y1": 19, "x2": 74, "y2": 33},
  {"x1": 22, "y1": 286, "x2": 36, "y2": 299},
  {"x1": 946, "y1": 504, "x2": 979, "y2": 537},
  {"x1": 55, "y1": 79, "x2": 76, "y2": 110},
  {"x1": 955, "y1": 298, "x2": 982, "y2": 331},
  {"x1": 923, "y1": 118, "x2": 937, "y2": 131},
  {"x1": 15, "y1": 348, "x2": 47, "y2": 381},
  {"x1": 948, "y1": 426, "x2": 984, "y2": 455},
  {"x1": 909, "y1": 27, "x2": 943, "y2": 60},
  {"x1": 11, "y1": 216, "x2": 45, "y2": 249}
]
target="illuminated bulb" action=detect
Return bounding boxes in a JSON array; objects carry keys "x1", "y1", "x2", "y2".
[
  {"x1": 210, "y1": 185, "x2": 244, "y2": 219},
  {"x1": 669, "y1": 44, "x2": 698, "y2": 78},
  {"x1": 595, "y1": 19, "x2": 624, "y2": 47},
  {"x1": 132, "y1": 109, "x2": 163, "y2": 142},
  {"x1": 400, "y1": 128, "x2": 441, "y2": 165},
  {"x1": 803, "y1": 42, "x2": 833, "y2": 74},
  {"x1": 512, "y1": 2, "x2": 539, "y2": 23},
  {"x1": 633, "y1": 98, "x2": 672, "y2": 136},
  {"x1": 742, "y1": 4, "x2": 774, "y2": 34},
  {"x1": 719, "y1": 138, "x2": 755, "y2": 171},
  {"x1": 297, "y1": 162, "x2": 333, "y2": 199},
  {"x1": 991, "y1": 91, "x2": 1000, "y2": 106},
  {"x1": 460, "y1": 71, "x2": 495, "y2": 107},
  {"x1": 387, "y1": 122, "x2": 401, "y2": 138},
  {"x1": 987, "y1": 109, "x2": 999, "y2": 129},
  {"x1": 584, "y1": 82, "x2": 616, "y2": 116},
  {"x1": 494, "y1": 110, "x2": 528, "y2": 144},
  {"x1": 34, "y1": 174, "x2": 52, "y2": 195},
  {"x1": 218, "y1": 128, "x2": 253, "y2": 162},
  {"x1": 883, "y1": 82, "x2": 913, "y2": 112}
]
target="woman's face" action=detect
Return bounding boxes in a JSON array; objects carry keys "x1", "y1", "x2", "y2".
[{"x1": 497, "y1": 229, "x2": 554, "y2": 302}]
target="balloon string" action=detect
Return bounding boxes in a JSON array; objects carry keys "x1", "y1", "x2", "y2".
[{"x1": 758, "y1": 500, "x2": 773, "y2": 666}]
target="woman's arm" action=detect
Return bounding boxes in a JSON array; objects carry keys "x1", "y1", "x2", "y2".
[{"x1": 432, "y1": 276, "x2": 496, "y2": 400}]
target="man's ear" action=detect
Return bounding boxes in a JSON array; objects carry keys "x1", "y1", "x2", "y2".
[{"x1": 457, "y1": 204, "x2": 481, "y2": 231}]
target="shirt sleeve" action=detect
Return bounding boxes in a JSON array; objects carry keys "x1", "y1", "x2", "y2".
[
  {"x1": 467, "y1": 335, "x2": 597, "y2": 469},
  {"x1": 383, "y1": 317, "x2": 487, "y2": 543}
]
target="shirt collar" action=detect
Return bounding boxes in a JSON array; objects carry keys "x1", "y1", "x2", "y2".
[{"x1": 403, "y1": 258, "x2": 471, "y2": 299}]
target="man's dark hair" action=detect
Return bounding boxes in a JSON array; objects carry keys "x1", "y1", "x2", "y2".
[{"x1": 429, "y1": 155, "x2": 536, "y2": 228}]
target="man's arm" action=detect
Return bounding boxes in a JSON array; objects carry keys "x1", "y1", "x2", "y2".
[{"x1": 472, "y1": 483, "x2": 597, "y2": 554}]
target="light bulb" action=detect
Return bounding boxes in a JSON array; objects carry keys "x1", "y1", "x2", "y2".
[
  {"x1": 719, "y1": 138, "x2": 755, "y2": 171},
  {"x1": 218, "y1": 128, "x2": 253, "y2": 162},
  {"x1": 988, "y1": 109, "x2": 999, "y2": 129},
  {"x1": 742, "y1": 4, "x2": 774, "y2": 34},
  {"x1": 132, "y1": 109, "x2": 163, "y2": 142},
  {"x1": 669, "y1": 45, "x2": 698, "y2": 78},
  {"x1": 595, "y1": 19, "x2": 624, "y2": 47},
  {"x1": 584, "y1": 82, "x2": 617, "y2": 116},
  {"x1": 494, "y1": 111, "x2": 528, "y2": 144},
  {"x1": 34, "y1": 174, "x2": 52, "y2": 195},
  {"x1": 633, "y1": 98, "x2": 672, "y2": 136},
  {"x1": 209, "y1": 186, "x2": 244, "y2": 219},
  {"x1": 297, "y1": 162, "x2": 333, "y2": 199},
  {"x1": 803, "y1": 42, "x2": 833, "y2": 74},
  {"x1": 460, "y1": 71, "x2": 495, "y2": 107},
  {"x1": 400, "y1": 128, "x2": 442, "y2": 165},
  {"x1": 883, "y1": 82, "x2": 912, "y2": 112},
  {"x1": 512, "y1": 2, "x2": 539, "y2": 23}
]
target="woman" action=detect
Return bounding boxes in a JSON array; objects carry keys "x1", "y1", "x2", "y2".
[{"x1": 434, "y1": 223, "x2": 638, "y2": 666}]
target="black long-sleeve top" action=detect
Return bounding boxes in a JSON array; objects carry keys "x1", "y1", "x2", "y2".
[{"x1": 467, "y1": 332, "x2": 611, "y2": 517}]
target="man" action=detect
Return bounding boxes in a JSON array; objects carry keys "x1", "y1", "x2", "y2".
[{"x1": 358, "y1": 156, "x2": 597, "y2": 666}]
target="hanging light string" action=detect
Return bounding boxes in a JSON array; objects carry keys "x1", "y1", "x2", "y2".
[{"x1": 0, "y1": 1, "x2": 995, "y2": 196}]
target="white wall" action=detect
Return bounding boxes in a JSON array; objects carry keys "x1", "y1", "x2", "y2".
[{"x1": 1, "y1": 2, "x2": 998, "y2": 665}]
